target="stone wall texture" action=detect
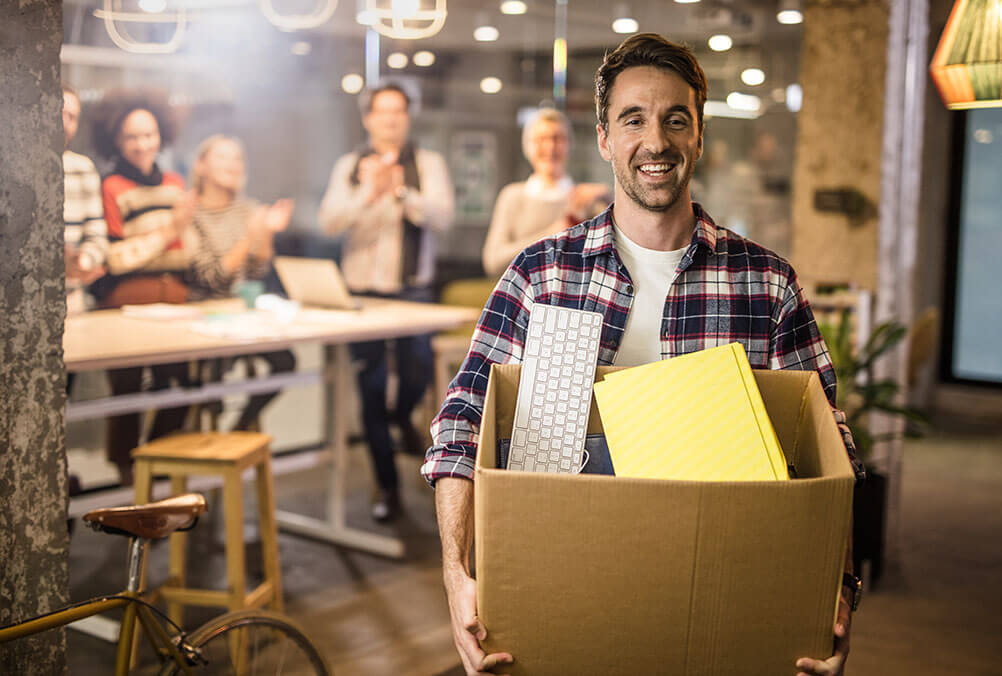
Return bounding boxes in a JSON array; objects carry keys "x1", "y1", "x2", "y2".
[
  {"x1": 791, "y1": 0, "x2": 891, "y2": 291},
  {"x1": 0, "y1": 1, "x2": 70, "y2": 672}
]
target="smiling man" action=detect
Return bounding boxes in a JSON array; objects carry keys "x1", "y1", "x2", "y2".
[{"x1": 423, "y1": 33, "x2": 863, "y2": 676}]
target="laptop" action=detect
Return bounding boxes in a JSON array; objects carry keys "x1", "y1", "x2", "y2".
[{"x1": 273, "y1": 256, "x2": 361, "y2": 310}]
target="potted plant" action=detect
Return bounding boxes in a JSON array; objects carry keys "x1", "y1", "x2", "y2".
[{"x1": 818, "y1": 309, "x2": 927, "y2": 585}]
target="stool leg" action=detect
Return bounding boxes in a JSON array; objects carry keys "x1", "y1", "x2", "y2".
[
  {"x1": 167, "y1": 475, "x2": 188, "y2": 627},
  {"x1": 223, "y1": 468, "x2": 247, "y2": 613},
  {"x1": 131, "y1": 461, "x2": 154, "y2": 668},
  {"x1": 255, "y1": 455, "x2": 283, "y2": 612}
]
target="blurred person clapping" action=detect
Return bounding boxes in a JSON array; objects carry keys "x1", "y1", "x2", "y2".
[{"x1": 481, "y1": 108, "x2": 611, "y2": 276}]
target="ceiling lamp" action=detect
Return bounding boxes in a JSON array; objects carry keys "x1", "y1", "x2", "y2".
[
  {"x1": 363, "y1": 0, "x2": 447, "y2": 39},
  {"x1": 93, "y1": 0, "x2": 186, "y2": 54},
  {"x1": 726, "y1": 91, "x2": 761, "y2": 113},
  {"x1": 674, "y1": 0, "x2": 700, "y2": 4},
  {"x1": 500, "y1": 0, "x2": 527, "y2": 14},
  {"x1": 138, "y1": 0, "x2": 166, "y2": 12},
  {"x1": 708, "y1": 34, "x2": 733, "y2": 51},
  {"x1": 356, "y1": 0, "x2": 377, "y2": 25},
  {"x1": 785, "y1": 83, "x2": 803, "y2": 112},
  {"x1": 260, "y1": 0, "x2": 337, "y2": 31},
  {"x1": 387, "y1": 51, "x2": 409, "y2": 68},
  {"x1": 776, "y1": 0, "x2": 803, "y2": 24},
  {"x1": 474, "y1": 13, "x2": 500, "y2": 41},
  {"x1": 342, "y1": 73, "x2": 365, "y2": 93},
  {"x1": 480, "y1": 77, "x2": 503, "y2": 94},
  {"x1": 741, "y1": 68, "x2": 766, "y2": 86},
  {"x1": 931, "y1": 0, "x2": 1002, "y2": 109},
  {"x1": 612, "y1": 4, "x2": 639, "y2": 33},
  {"x1": 413, "y1": 50, "x2": 436, "y2": 66}
]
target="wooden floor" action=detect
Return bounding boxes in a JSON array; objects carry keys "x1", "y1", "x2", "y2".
[{"x1": 66, "y1": 423, "x2": 1002, "y2": 675}]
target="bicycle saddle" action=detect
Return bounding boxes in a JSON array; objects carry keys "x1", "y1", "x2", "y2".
[{"x1": 83, "y1": 493, "x2": 208, "y2": 540}]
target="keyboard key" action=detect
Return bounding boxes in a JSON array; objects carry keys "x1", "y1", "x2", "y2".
[{"x1": 557, "y1": 310, "x2": 568, "y2": 329}]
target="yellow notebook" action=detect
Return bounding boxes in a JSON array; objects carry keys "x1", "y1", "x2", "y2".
[{"x1": 593, "y1": 343, "x2": 789, "y2": 481}]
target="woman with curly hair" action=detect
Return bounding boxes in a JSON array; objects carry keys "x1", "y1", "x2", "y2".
[{"x1": 90, "y1": 89, "x2": 195, "y2": 484}]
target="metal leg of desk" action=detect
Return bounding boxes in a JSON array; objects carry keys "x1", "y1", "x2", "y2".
[{"x1": 276, "y1": 343, "x2": 405, "y2": 559}]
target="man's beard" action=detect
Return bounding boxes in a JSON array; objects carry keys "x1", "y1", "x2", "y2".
[{"x1": 613, "y1": 153, "x2": 693, "y2": 213}]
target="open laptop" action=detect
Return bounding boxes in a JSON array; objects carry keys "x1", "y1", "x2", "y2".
[{"x1": 273, "y1": 256, "x2": 361, "y2": 310}]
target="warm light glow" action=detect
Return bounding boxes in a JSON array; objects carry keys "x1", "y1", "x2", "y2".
[
  {"x1": 612, "y1": 17, "x2": 639, "y2": 33},
  {"x1": 741, "y1": 68, "x2": 766, "y2": 86},
  {"x1": 291, "y1": 41, "x2": 312, "y2": 56},
  {"x1": 776, "y1": 9, "x2": 803, "y2": 24},
  {"x1": 500, "y1": 0, "x2": 527, "y2": 13},
  {"x1": 356, "y1": 8, "x2": 376, "y2": 24},
  {"x1": 138, "y1": 0, "x2": 167, "y2": 12},
  {"x1": 341, "y1": 73, "x2": 364, "y2": 94},
  {"x1": 413, "y1": 50, "x2": 435, "y2": 66},
  {"x1": 480, "y1": 76, "x2": 503, "y2": 94},
  {"x1": 674, "y1": 0, "x2": 700, "y2": 4},
  {"x1": 474, "y1": 24, "x2": 499, "y2": 41},
  {"x1": 786, "y1": 83, "x2": 803, "y2": 112},
  {"x1": 392, "y1": 0, "x2": 421, "y2": 18},
  {"x1": 726, "y1": 91, "x2": 761, "y2": 112},
  {"x1": 771, "y1": 87, "x2": 786, "y2": 103},
  {"x1": 387, "y1": 52, "x2": 409, "y2": 69},
  {"x1": 708, "y1": 34, "x2": 733, "y2": 51}
]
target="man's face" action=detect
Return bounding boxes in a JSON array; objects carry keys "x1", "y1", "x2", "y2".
[
  {"x1": 363, "y1": 90, "x2": 410, "y2": 150},
  {"x1": 63, "y1": 91, "x2": 80, "y2": 149},
  {"x1": 597, "y1": 65, "x2": 703, "y2": 213},
  {"x1": 527, "y1": 119, "x2": 569, "y2": 180}
]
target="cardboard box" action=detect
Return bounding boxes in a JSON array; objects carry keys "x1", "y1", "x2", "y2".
[{"x1": 475, "y1": 364, "x2": 854, "y2": 675}]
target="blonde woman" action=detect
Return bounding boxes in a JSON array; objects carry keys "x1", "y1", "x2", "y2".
[
  {"x1": 189, "y1": 134, "x2": 296, "y2": 431},
  {"x1": 481, "y1": 108, "x2": 611, "y2": 276}
]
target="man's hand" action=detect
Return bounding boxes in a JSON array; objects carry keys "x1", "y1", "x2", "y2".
[
  {"x1": 795, "y1": 588, "x2": 852, "y2": 676},
  {"x1": 263, "y1": 199, "x2": 295, "y2": 233},
  {"x1": 65, "y1": 245, "x2": 106, "y2": 285},
  {"x1": 357, "y1": 154, "x2": 399, "y2": 203},
  {"x1": 444, "y1": 567, "x2": 513, "y2": 676}
]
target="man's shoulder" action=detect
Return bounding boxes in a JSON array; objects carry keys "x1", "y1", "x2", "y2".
[{"x1": 708, "y1": 221, "x2": 796, "y2": 278}]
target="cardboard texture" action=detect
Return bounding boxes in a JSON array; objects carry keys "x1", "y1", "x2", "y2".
[
  {"x1": 593, "y1": 343, "x2": 789, "y2": 481},
  {"x1": 475, "y1": 364, "x2": 854, "y2": 675}
]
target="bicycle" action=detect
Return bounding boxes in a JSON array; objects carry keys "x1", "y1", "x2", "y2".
[{"x1": 0, "y1": 493, "x2": 330, "y2": 675}]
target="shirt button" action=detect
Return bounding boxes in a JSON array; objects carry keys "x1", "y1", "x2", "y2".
[{"x1": 625, "y1": 285, "x2": 634, "y2": 295}]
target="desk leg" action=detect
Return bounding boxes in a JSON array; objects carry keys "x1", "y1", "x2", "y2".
[{"x1": 276, "y1": 343, "x2": 405, "y2": 559}]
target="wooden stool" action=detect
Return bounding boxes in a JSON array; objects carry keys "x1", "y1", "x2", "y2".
[{"x1": 132, "y1": 432, "x2": 283, "y2": 626}]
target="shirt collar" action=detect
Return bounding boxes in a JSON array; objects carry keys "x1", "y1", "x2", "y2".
[{"x1": 582, "y1": 201, "x2": 718, "y2": 259}]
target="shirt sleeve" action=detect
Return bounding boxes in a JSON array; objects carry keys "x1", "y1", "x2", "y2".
[
  {"x1": 770, "y1": 274, "x2": 865, "y2": 482},
  {"x1": 318, "y1": 154, "x2": 370, "y2": 236},
  {"x1": 102, "y1": 178, "x2": 175, "y2": 275},
  {"x1": 420, "y1": 259, "x2": 535, "y2": 486},
  {"x1": 405, "y1": 150, "x2": 454, "y2": 233},
  {"x1": 77, "y1": 160, "x2": 108, "y2": 269}
]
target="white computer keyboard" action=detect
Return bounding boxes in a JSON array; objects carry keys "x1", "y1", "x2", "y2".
[{"x1": 508, "y1": 304, "x2": 604, "y2": 473}]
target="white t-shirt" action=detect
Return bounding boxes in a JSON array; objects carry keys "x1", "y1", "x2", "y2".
[{"x1": 613, "y1": 225, "x2": 687, "y2": 367}]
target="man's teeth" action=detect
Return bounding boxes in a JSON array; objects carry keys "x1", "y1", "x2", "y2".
[{"x1": 639, "y1": 163, "x2": 674, "y2": 174}]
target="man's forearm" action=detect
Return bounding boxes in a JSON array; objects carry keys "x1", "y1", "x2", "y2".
[{"x1": 436, "y1": 477, "x2": 475, "y2": 578}]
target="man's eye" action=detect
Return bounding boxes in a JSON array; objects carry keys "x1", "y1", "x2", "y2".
[{"x1": 667, "y1": 118, "x2": 688, "y2": 129}]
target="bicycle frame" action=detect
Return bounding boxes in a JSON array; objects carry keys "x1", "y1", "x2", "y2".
[{"x1": 0, "y1": 537, "x2": 194, "y2": 676}]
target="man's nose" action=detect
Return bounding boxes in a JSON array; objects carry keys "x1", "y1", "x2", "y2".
[{"x1": 642, "y1": 124, "x2": 672, "y2": 155}]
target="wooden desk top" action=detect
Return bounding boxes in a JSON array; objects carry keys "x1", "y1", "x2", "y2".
[{"x1": 65, "y1": 298, "x2": 479, "y2": 371}]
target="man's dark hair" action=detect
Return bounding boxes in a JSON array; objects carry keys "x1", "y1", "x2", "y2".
[
  {"x1": 359, "y1": 82, "x2": 411, "y2": 115},
  {"x1": 91, "y1": 88, "x2": 175, "y2": 159},
  {"x1": 595, "y1": 33, "x2": 708, "y2": 132}
]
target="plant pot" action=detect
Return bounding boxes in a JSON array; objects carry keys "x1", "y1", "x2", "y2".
[{"x1": 852, "y1": 469, "x2": 887, "y2": 586}]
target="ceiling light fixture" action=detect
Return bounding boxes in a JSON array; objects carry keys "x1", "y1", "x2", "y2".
[
  {"x1": 611, "y1": 3, "x2": 639, "y2": 33},
  {"x1": 674, "y1": 0, "x2": 700, "y2": 4},
  {"x1": 480, "y1": 76, "x2": 503, "y2": 94},
  {"x1": 260, "y1": 0, "x2": 337, "y2": 31},
  {"x1": 930, "y1": 0, "x2": 1002, "y2": 109},
  {"x1": 362, "y1": 0, "x2": 447, "y2": 39},
  {"x1": 413, "y1": 50, "x2": 435, "y2": 66},
  {"x1": 785, "y1": 83, "x2": 803, "y2": 112},
  {"x1": 741, "y1": 68, "x2": 765, "y2": 86},
  {"x1": 707, "y1": 34, "x2": 733, "y2": 51},
  {"x1": 387, "y1": 51, "x2": 409, "y2": 68},
  {"x1": 94, "y1": 0, "x2": 186, "y2": 54},
  {"x1": 342, "y1": 73, "x2": 364, "y2": 93},
  {"x1": 726, "y1": 91, "x2": 762, "y2": 112},
  {"x1": 474, "y1": 12, "x2": 500, "y2": 41},
  {"x1": 138, "y1": 0, "x2": 166, "y2": 13},
  {"x1": 500, "y1": 0, "x2": 527, "y2": 14},
  {"x1": 776, "y1": 0, "x2": 803, "y2": 24}
]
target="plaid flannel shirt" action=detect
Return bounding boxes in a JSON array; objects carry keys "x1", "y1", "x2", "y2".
[{"x1": 421, "y1": 203, "x2": 863, "y2": 485}]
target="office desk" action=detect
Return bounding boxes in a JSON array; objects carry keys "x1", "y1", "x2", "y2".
[{"x1": 65, "y1": 298, "x2": 479, "y2": 558}]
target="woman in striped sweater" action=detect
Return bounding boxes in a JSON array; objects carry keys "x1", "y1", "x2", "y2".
[
  {"x1": 90, "y1": 90, "x2": 195, "y2": 484},
  {"x1": 188, "y1": 134, "x2": 295, "y2": 431}
]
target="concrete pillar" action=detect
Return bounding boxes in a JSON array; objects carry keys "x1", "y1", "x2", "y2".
[
  {"x1": 0, "y1": 1, "x2": 70, "y2": 672},
  {"x1": 791, "y1": 0, "x2": 891, "y2": 292}
]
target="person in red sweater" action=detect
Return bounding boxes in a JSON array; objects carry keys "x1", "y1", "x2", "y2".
[{"x1": 89, "y1": 90, "x2": 196, "y2": 485}]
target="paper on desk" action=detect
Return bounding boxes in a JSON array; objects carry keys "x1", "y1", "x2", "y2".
[
  {"x1": 593, "y1": 342, "x2": 789, "y2": 481},
  {"x1": 121, "y1": 303, "x2": 205, "y2": 321},
  {"x1": 187, "y1": 313, "x2": 288, "y2": 341}
]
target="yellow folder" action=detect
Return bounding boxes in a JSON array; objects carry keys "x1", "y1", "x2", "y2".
[{"x1": 593, "y1": 343, "x2": 789, "y2": 481}]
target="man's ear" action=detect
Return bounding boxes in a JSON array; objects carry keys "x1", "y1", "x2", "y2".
[
  {"x1": 597, "y1": 123, "x2": 612, "y2": 162},
  {"x1": 696, "y1": 125, "x2": 704, "y2": 161}
]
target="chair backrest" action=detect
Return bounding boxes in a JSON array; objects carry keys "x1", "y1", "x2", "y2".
[{"x1": 439, "y1": 278, "x2": 496, "y2": 337}]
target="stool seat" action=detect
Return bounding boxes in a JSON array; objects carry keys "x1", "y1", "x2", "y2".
[
  {"x1": 132, "y1": 431, "x2": 283, "y2": 627},
  {"x1": 133, "y1": 431, "x2": 270, "y2": 465}
]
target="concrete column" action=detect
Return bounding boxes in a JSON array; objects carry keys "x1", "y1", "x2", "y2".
[
  {"x1": 0, "y1": 1, "x2": 70, "y2": 672},
  {"x1": 791, "y1": 0, "x2": 891, "y2": 292}
]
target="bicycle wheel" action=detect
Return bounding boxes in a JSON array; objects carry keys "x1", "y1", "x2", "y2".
[{"x1": 161, "y1": 609, "x2": 330, "y2": 676}]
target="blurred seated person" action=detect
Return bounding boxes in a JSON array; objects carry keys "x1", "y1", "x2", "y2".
[
  {"x1": 481, "y1": 108, "x2": 611, "y2": 276},
  {"x1": 62, "y1": 84, "x2": 108, "y2": 318},
  {"x1": 188, "y1": 134, "x2": 296, "y2": 431},
  {"x1": 90, "y1": 89, "x2": 197, "y2": 484}
]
